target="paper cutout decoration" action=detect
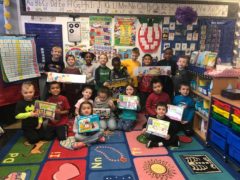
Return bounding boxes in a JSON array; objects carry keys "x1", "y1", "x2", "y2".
[
  {"x1": 47, "y1": 72, "x2": 86, "y2": 83},
  {"x1": 166, "y1": 104, "x2": 184, "y2": 121},
  {"x1": 77, "y1": 114, "x2": 100, "y2": 133},
  {"x1": 146, "y1": 117, "x2": 170, "y2": 138},
  {"x1": 138, "y1": 20, "x2": 162, "y2": 53},
  {"x1": 35, "y1": 100, "x2": 57, "y2": 120},
  {"x1": 118, "y1": 95, "x2": 138, "y2": 110}
]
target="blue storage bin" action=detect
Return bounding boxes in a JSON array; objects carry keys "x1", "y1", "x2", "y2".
[
  {"x1": 229, "y1": 145, "x2": 240, "y2": 164},
  {"x1": 227, "y1": 131, "x2": 240, "y2": 150},
  {"x1": 209, "y1": 130, "x2": 227, "y2": 151},
  {"x1": 211, "y1": 118, "x2": 229, "y2": 138}
]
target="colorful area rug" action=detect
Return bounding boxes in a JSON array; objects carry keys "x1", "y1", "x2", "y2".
[{"x1": 0, "y1": 130, "x2": 237, "y2": 179}]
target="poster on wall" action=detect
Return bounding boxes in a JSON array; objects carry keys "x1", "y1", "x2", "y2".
[
  {"x1": 114, "y1": 16, "x2": 137, "y2": 46},
  {"x1": 79, "y1": 17, "x2": 90, "y2": 45},
  {"x1": 138, "y1": 18, "x2": 162, "y2": 53},
  {"x1": 89, "y1": 16, "x2": 112, "y2": 46}
]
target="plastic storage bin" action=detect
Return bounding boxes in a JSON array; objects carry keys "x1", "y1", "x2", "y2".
[
  {"x1": 231, "y1": 122, "x2": 240, "y2": 134},
  {"x1": 227, "y1": 131, "x2": 240, "y2": 150},
  {"x1": 211, "y1": 118, "x2": 229, "y2": 138},
  {"x1": 232, "y1": 114, "x2": 240, "y2": 125},
  {"x1": 212, "y1": 112, "x2": 230, "y2": 125},
  {"x1": 209, "y1": 130, "x2": 227, "y2": 150},
  {"x1": 212, "y1": 105, "x2": 230, "y2": 119},
  {"x1": 232, "y1": 107, "x2": 240, "y2": 117},
  {"x1": 228, "y1": 145, "x2": 240, "y2": 164},
  {"x1": 212, "y1": 99, "x2": 231, "y2": 112}
]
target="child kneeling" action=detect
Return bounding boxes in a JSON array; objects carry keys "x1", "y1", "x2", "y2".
[
  {"x1": 142, "y1": 102, "x2": 180, "y2": 148},
  {"x1": 72, "y1": 101, "x2": 105, "y2": 149}
]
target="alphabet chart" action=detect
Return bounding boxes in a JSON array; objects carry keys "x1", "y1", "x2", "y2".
[{"x1": 0, "y1": 36, "x2": 40, "y2": 82}]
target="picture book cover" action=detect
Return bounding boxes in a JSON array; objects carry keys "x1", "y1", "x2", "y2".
[
  {"x1": 34, "y1": 100, "x2": 57, "y2": 120},
  {"x1": 190, "y1": 51, "x2": 199, "y2": 65},
  {"x1": 196, "y1": 51, "x2": 209, "y2": 66},
  {"x1": 206, "y1": 52, "x2": 217, "y2": 67},
  {"x1": 47, "y1": 72, "x2": 86, "y2": 83},
  {"x1": 134, "y1": 66, "x2": 171, "y2": 76},
  {"x1": 93, "y1": 108, "x2": 110, "y2": 120},
  {"x1": 77, "y1": 114, "x2": 100, "y2": 133},
  {"x1": 146, "y1": 117, "x2": 170, "y2": 138},
  {"x1": 166, "y1": 104, "x2": 184, "y2": 121},
  {"x1": 105, "y1": 78, "x2": 132, "y2": 88},
  {"x1": 118, "y1": 95, "x2": 138, "y2": 110}
]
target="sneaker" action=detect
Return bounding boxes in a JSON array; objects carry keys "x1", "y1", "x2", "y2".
[
  {"x1": 146, "y1": 140, "x2": 155, "y2": 148},
  {"x1": 71, "y1": 142, "x2": 86, "y2": 149},
  {"x1": 98, "y1": 136, "x2": 106, "y2": 143}
]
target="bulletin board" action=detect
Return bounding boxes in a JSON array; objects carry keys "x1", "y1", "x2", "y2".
[{"x1": 25, "y1": 23, "x2": 63, "y2": 72}]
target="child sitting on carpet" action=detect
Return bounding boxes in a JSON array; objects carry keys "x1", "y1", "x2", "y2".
[
  {"x1": 72, "y1": 101, "x2": 105, "y2": 149},
  {"x1": 93, "y1": 87, "x2": 117, "y2": 131},
  {"x1": 15, "y1": 81, "x2": 52, "y2": 144},
  {"x1": 117, "y1": 84, "x2": 140, "y2": 131},
  {"x1": 75, "y1": 86, "x2": 93, "y2": 115},
  {"x1": 142, "y1": 102, "x2": 180, "y2": 148}
]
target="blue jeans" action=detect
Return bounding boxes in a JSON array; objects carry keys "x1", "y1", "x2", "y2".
[
  {"x1": 74, "y1": 131, "x2": 104, "y2": 146},
  {"x1": 117, "y1": 119, "x2": 135, "y2": 132}
]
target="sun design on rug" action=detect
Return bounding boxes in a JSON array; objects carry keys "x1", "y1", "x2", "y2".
[{"x1": 143, "y1": 159, "x2": 176, "y2": 179}]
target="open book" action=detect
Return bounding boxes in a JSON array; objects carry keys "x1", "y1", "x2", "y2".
[
  {"x1": 146, "y1": 117, "x2": 170, "y2": 138},
  {"x1": 166, "y1": 104, "x2": 184, "y2": 121},
  {"x1": 93, "y1": 108, "x2": 111, "y2": 120},
  {"x1": 118, "y1": 95, "x2": 138, "y2": 110},
  {"x1": 34, "y1": 100, "x2": 57, "y2": 120},
  {"x1": 77, "y1": 114, "x2": 100, "y2": 133}
]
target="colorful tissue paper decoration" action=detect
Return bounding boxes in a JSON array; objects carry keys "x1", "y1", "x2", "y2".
[{"x1": 175, "y1": 6, "x2": 198, "y2": 25}]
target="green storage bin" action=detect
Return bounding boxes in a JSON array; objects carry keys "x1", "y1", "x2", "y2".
[
  {"x1": 212, "y1": 112, "x2": 229, "y2": 125},
  {"x1": 231, "y1": 121, "x2": 240, "y2": 134}
]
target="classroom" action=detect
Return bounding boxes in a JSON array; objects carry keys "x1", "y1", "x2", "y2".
[{"x1": 0, "y1": 0, "x2": 240, "y2": 179}]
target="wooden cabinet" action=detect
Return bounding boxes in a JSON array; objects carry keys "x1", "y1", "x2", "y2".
[{"x1": 189, "y1": 71, "x2": 238, "y2": 142}]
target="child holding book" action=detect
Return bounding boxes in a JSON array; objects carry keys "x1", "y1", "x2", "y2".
[
  {"x1": 172, "y1": 55, "x2": 191, "y2": 95},
  {"x1": 146, "y1": 77, "x2": 171, "y2": 116},
  {"x1": 93, "y1": 87, "x2": 117, "y2": 131},
  {"x1": 138, "y1": 54, "x2": 154, "y2": 110},
  {"x1": 173, "y1": 82, "x2": 195, "y2": 136},
  {"x1": 72, "y1": 101, "x2": 105, "y2": 149},
  {"x1": 117, "y1": 84, "x2": 140, "y2": 131},
  {"x1": 15, "y1": 81, "x2": 51, "y2": 144},
  {"x1": 62, "y1": 55, "x2": 81, "y2": 117},
  {"x1": 95, "y1": 54, "x2": 111, "y2": 90},
  {"x1": 121, "y1": 47, "x2": 141, "y2": 88},
  {"x1": 75, "y1": 86, "x2": 93, "y2": 115},
  {"x1": 47, "y1": 82, "x2": 70, "y2": 140},
  {"x1": 142, "y1": 102, "x2": 180, "y2": 148}
]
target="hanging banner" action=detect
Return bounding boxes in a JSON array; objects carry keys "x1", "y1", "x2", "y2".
[
  {"x1": 114, "y1": 16, "x2": 137, "y2": 46},
  {"x1": 89, "y1": 16, "x2": 112, "y2": 46}
]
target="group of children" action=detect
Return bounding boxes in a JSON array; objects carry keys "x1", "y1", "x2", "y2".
[{"x1": 16, "y1": 46, "x2": 195, "y2": 150}]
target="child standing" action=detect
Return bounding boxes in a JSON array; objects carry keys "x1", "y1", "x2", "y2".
[
  {"x1": 62, "y1": 55, "x2": 81, "y2": 117},
  {"x1": 173, "y1": 82, "x2": 195, "y2": 136},
  {"x1": 157, "y1": 48, "x2": 177, "y2": 100},
  {"x1": 93, "y1": 87, "x2": 117, "y2": 131},
  {"x1": 75, "y1": 86, "x2": 93, "y2": 115},
  {"x1": 146, "y1": 77, "x2": 171, "y2": 116},
  {"x1": 172, "y1": 55, "x2": 191, "y2": 95},
  {"x1": 81, "y1": 52, "x2": 96, "y2": 97},
  {"x1": 142, "y1": 102, "x2": 180, "y2": 148},
  {"x1": 15, "y1": 81, "x2": 49, "y2": 144},
  {"x1": 40, "y1": 46, "x2": 64, "y2": 100},
  {"x1": 72, "y1": 101, "x2": 105, "y2": 149},
  {"x1": 117, "y1": 84, "x2": 140, "y2": 131},
  {"x1": 47, "y1": 82, "x2": 70, "y2": 140},
  {"x1": 138, "y1": 54, "x2": 154, "y2": 110},
  {"x1": 121, "y1": 47, "x2": 141, "y2": 88},
  {"x1": 95, "y1": 54, "x2": 111, "y2": 90}
]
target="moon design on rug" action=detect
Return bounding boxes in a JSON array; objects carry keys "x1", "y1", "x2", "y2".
[{"x1": 143, "y1": 159, "x2": 176, "y2": 179}]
